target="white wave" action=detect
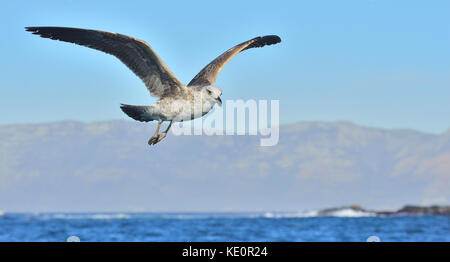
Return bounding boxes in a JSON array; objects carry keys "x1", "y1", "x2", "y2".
[
  {"x1": 34, "y1": 210, "x2": 376, "y2": 220},
  {"x1": 261, "y1": 209, "x2": 375, "y2": 218},
  {"x1": 45, "y1": 213, "x2": 131, "y2": 220},
  {"x1": 298, "y1": 210, "x2": 319, "y2": 217},
  {"x1": 89, "y1": 213, "x2": 131, "y2": 219},
  {"x1": 325, "y1": 209, "x2": 376, "y2": 217},
  {"x1": 262, "y1": 211, "x2": 318, "y2": 218},
  {"x1": 0, "y1": 210, "x2": 4, "y2": 216}
]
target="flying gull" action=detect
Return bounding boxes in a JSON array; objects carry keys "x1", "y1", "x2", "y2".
[{"x1": 25, "y1": 27, "x2": 281, "y2": 145}]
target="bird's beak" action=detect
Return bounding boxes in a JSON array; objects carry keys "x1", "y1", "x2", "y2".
[{"x1": 216, "y1": 96, "x2": 222, "y2": 107}]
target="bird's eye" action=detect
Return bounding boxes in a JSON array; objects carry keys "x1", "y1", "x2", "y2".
[{"x1": 207, "y1": 90, "x2": 212, "y2": 95}]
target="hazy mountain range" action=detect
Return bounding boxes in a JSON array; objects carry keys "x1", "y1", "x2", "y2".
[{"x1": 0, "y1": 120, "x2": 449, "y2": 212}]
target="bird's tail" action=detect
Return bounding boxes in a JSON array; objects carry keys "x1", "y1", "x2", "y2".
[{"x1": 120, "y1": 104, "x2": 155, "y2": 122}]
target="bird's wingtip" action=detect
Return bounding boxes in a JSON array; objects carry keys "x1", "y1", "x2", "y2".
[
  {"x1": 25, "y1": 27, "x2": 40, "y2": 33},
  {"x1": 243, "y1": 35, "x2": 281, "y2": 51},
  {"x1": 273, "y1": 35, "x2": 282, "y2": 43},
  {"x1": 262, "y1": 35, "x2": 281, "y2": 44}
]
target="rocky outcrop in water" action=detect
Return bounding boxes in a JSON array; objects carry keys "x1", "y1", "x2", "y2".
[
  {"x1": 318, "y1": 205, "x2": 450, "y2": 216},
  {"x1": 317, "y1": 205, "x2": 366, "y2": 215},
  {"x1": 395, "y1": 205, "x2": 450, "y2": 215}
]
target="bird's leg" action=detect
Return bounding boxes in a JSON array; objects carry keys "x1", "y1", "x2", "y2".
[
  {"x1": 148, "y1": 119, "x2": 163, "y2": 145},
  {"x1": 155, "y1": 121, "x2": 173, "y2": 143}
]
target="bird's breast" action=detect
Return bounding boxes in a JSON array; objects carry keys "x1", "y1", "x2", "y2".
[{"x1": 156, "y1": 98, "x2": 215, "y2": 121}]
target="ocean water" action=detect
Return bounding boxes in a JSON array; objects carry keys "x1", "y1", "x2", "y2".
[{"x1": 0, "y1": 211, "x2": 449, "y2": 242}]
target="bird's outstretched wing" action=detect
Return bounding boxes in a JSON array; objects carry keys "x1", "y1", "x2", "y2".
[
  {"x1": 188, "y1": 35, "x2": 281, "y2": 87},
  {"x1": 25, "y1": 27, "x2": 186, "y2": 98}
]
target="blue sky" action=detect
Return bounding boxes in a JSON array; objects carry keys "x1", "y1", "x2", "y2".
[{"x1": 1, "y1": 0, "x2": 449, "y2": 133}]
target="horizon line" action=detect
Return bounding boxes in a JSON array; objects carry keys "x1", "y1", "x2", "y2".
[{"x1": 1, "y1": 118, "x2": 448, "y2": 136}]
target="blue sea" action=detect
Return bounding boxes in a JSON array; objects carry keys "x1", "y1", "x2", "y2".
[{"x1": 0, "y1": 211, "x2": 449, "y2": 242}]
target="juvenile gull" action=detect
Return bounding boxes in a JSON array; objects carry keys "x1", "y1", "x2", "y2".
[{"x1": 25, "y1": 27, "x2": 281, "y2": 145}]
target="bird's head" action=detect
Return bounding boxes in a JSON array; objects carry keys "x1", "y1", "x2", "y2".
[{"x1": 203, "y1": 85, "x2": 222, "y2": 106}]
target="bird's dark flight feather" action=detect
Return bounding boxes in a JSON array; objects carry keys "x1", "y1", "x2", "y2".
[
  {"x1": 187, "y1": 35, "x2": 281, "y2": 87},
  {"x1": 25, "y1": 26, "x2": 186, "y2": 98}
]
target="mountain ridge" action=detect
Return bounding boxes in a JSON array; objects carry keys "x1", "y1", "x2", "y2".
[{"x1": 0, "y1": 120, "x2": 448, "y2": 212}]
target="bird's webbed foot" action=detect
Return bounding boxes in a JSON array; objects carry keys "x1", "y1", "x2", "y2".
[
  {"x1": 148, "y1": 120, "x2": 172, "y2": 146},
  {"x1": 148, "y1": 132, "x2": 168, "y2": 145},
  {"x1": 148, "y1": 135, "x2": 160, "y2": 145}
]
